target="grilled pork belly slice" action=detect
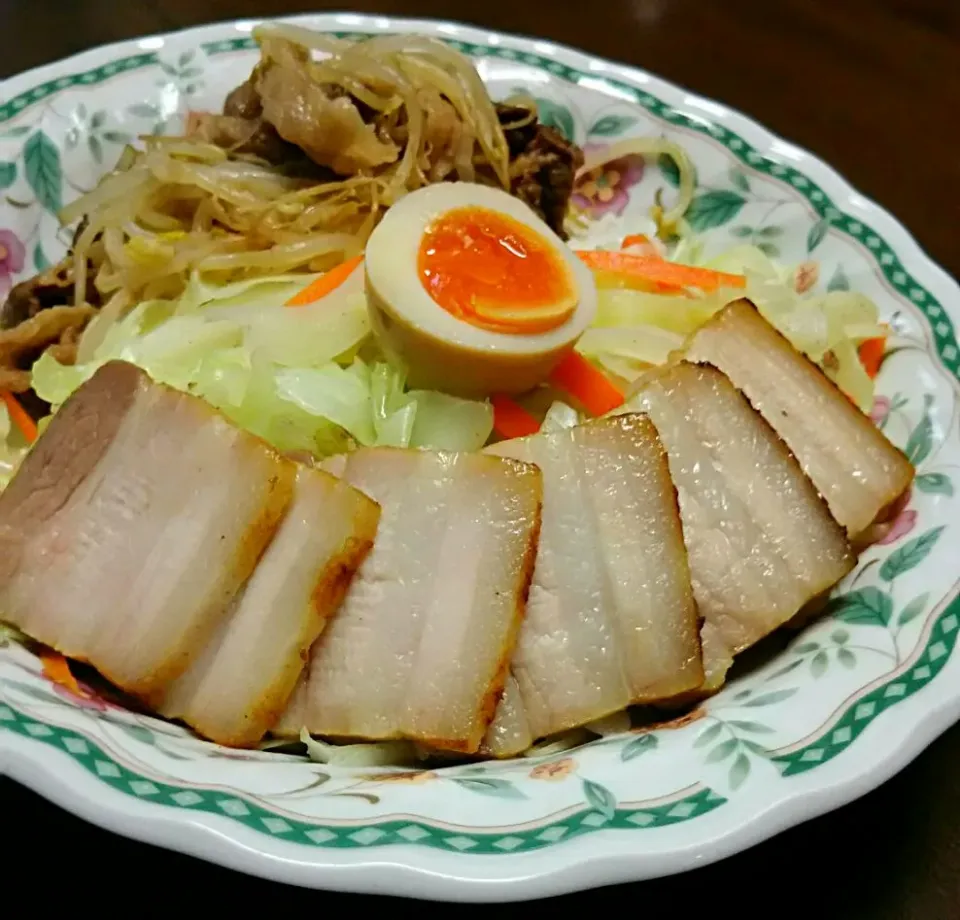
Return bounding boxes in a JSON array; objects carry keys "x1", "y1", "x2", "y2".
[
  {"x1": 627, "y1": 362, "x2": 855, "y2": 656},
  {"x1": 484, "y1": 413, "x2": 702, "y2": 745},
  {"x1": 283, "y1": 447, "x2": 542, "y2": 753},
  {"x1": 684, "y1": 299, "x2": 914, "y2": 539},
  {"x1": 0, "y1": 360, "x2": 295, "y2": 698},
  {"x1": 158, "y1": 467, "x2": 380, "y2": 747}
]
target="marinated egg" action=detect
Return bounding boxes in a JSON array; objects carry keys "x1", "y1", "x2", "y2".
[{"x1": 364, "y1": 182, "x2": 596, "y2": 397}]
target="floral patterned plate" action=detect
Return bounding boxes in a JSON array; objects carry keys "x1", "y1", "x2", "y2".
[{"x1": 2, "y1": 13, "x2": 959, "y2": 903}]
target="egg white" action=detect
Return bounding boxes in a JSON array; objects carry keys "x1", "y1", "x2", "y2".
[{"x1": 365, "y1": 182, "x2": 597, "y2": 358}]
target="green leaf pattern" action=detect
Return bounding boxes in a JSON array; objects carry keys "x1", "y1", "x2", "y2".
[
  {"x1": 658, "y1": 153, "x2": 681, "y2": 188},
  {"x1": 0, "y1": 161, "x2": 15, "y2": 190},
  {"x1": 23, "y1": 131, "x2": 62, "y2": 212},
  {"x1": 807, "y1": 217, "x2": 830, "y2": 252},
  {"x1": 582, "y1": 778, "x2": 617, "y2": 820},
  {"x1": 620, "y1": 733, "x2": 659, "y2": 761},
  {"x1": 880, "y1": 527, "x2": 945, "y2": 582},
  {"x1": 827, "y1": 587, "x2": 893, "y2": 626},
  {"x1": 451, "y1": 777, "x2": 526, "y2": 799},
  {"x1": 684, "y1": 189, "x2": 747, "y2": 232},
  {"x1": 914, "y1": 473, "x2": 953, "y2": 496},
  {"x1": 904, "y1": 395, "x2": 936, "y2": 465},
  {"x1": 698, "y1": 717, "x2": 774, "y2": 791},
  {"x1": 534, "y1": 98, "x2": 576, "y2": 142},
  {"x1": 589, "y1": 114, "x2": 637, "y2": 136}
]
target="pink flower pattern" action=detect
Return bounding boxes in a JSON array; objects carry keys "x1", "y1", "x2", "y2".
[
  {"x1": 870, "y1": 396, "x2": 891, "y2": 427},
  {"x1": 875, "y1": 486, "x2": 916, "y2": 545},
  {"x1": 572, "y1": 144, "x2": 645, "y2": 218},
  {"x1": 0, "y1": 228, "x2": 26, "y2": 302},
  {"x1": 878, "y1": 508, "x2": 917, "y2": 545}
]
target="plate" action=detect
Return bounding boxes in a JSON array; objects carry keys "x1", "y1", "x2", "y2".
[{"x1": 1, "y1": 13, "x2": 959, "y2": 902}]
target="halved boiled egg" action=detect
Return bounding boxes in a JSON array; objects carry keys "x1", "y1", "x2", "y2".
[{"x1": 365, "y1": 182, "x2": 597, "y2": 397}]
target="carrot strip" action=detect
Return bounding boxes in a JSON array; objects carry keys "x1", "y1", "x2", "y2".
[
  {"x1": 1, "y1": 390, "x2": 38, "y2": 443},
  {"x1": 620, "y1": 234, "x2": 661, "y2": 257},
  {"x1": 549, "y1": 350, "x2": 625, "y2": 416},
  {"x1": 577, "y1": 250, "x2": 746, "y2": 293},
  {"x1": 858, "y1": 336, "x2": 886, "y2": 379},
  {"x1": 40, "y1": 649, "x2": 84, "y2": 697},
  {"x1": 285, "y1": 254, "x2": 363, "y2": 307},
  {"x1": 491, "y1": 394, "x2": 541, "y2": 439}
]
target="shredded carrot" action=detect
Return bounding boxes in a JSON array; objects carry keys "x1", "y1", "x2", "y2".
[
  {"x1": 620, "y1": 234, "x2": 661, "y2": 258},
  {"x1": 858, "y1": 336, "x2": 886, "y2": 379},
  {"x1": 1, "y1": 390, "x2": 38, "y2": 443},
  {"x1": 491, "y1": 394, "x2": 541, "y2": 439},
  {"x1": 549, "y1": 350, "x2": 625, "y2": 417},
  {"x1": 285, "y1": 254, "x2": 364, "y2": 307},
  {"x1": 577, "y1": 250, "x2": 746, "y2": 294},
  {"x1": 40, "y1": 649, "x2": 84, "y2": 697}
]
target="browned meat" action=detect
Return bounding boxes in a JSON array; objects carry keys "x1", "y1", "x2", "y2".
[
  {"x1": 507, "y1": 123, "x2": 583, "y2": 238},
  {"x1": 0, "y1": 304, "x2": 97, "y2": 393},
  {"x1": 224, "y1": 77, "x2": 263, "y2": 119},
  {"x1": 213, "y1": 69, "x2": 581, "y2": 233},
  {"x1": 1, "y1": 255, "x2": 99, "y2": 331},
  {"x1": 254, "y1": 50, "x2": 398, "y2": 175},
  {"x1": 186, "y1": 111, "x2": 295, "y2": 165},
  {"x1": 496, "y1": 102, "x2": 538, "y2": 156}
]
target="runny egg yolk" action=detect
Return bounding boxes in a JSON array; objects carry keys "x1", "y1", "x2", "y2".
[{"x1": 417, "y1": 206, "x2": 578, "y2": 335}]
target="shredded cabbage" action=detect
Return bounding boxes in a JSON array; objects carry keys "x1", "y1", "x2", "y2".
[
  {"x1": 0, "y1": 402, "x2": 28, "y2": 491},
  {"x1": 540, "y1": 400, "x2": 581, "y2": 433},
  {"x1": 299, "y1": 728, "x2": 423, "y2": 766},
  {"x1": 32, "y1": 271, "x2": 493, "y2": 459},
  {"x1": 582, "y1": 241, "x2": 883, "y2": 411}
]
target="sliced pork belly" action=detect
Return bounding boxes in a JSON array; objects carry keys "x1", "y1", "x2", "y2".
[
  {"x1": 282, "y1": 448, "x2": 542, "y2": 753},
  {"x1": 684, "y1": 299, "x2": 914, "y2": 538},
  {"x1": 158, "y1": 467, "x2": 380, "y2": 747},
  {"x1": 627, "y1": 362, "x2": 855, "y2": 655},
  {"x1": 0, "y1": 361, "x2": 295, "y2": 698},
  {"x1": 484, "y1": 414, "x2": 702, "y2": 744}
]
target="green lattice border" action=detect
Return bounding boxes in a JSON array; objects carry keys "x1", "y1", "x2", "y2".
[
  {"x1": 0, "y1": 702, "x2": 725, "y2": 850},
  {"x1": 773, "y1": 594, "x2": 960, "y2": 774},
  {"x1": 1, "y1": 26, "x2": 959, "y2": 851}
]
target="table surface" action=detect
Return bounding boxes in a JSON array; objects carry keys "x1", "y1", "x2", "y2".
[{"x1": 1, "y1": 0, "x2": 958, "y2": 913}]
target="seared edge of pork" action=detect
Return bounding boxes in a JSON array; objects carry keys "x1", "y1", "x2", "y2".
[
  {"x1": 484, "y1": 413, "x2": 703, "y2": 745},
  {"x1": 628, "y1": 361, "x2": 856, "y2": 656},
  {"x1": 276, "y1": 449, "x2": 542, "y2": 754},
  {"x1": 392, "y1": 452, "x2": 542, "y2": 754},
  {"x1": 158, "y1": 467, "x2": 381, "y2": 747},
  {"x1": 576, "y1": 412, "x2": 704, "y2": 702},
  {"x1": 684, "y1": 298, "x2": 914, "y2": 538}
]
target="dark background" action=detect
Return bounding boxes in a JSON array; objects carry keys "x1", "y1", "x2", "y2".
[{"x1": 1, "y1": 1, "x2": 958, "y2": 914}]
